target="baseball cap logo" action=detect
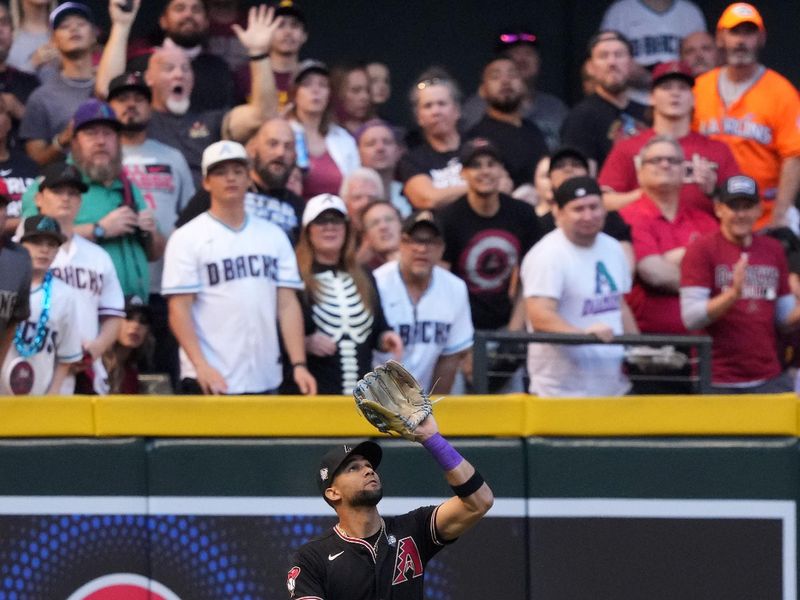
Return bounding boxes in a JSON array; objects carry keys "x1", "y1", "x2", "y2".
[
  {"x1": 320, "y1": 467, "x2": 329, "y2": 482},
  {"x1": 343, "y1": 444, "x2": 351, "y2": 453},
  {"x1": 575, "y1": 187, "x2": 587, "y2": 197},
  {"x1": 732, "y1": 4, "x2": 756, "y2": 17},
  {"x1": 727, "y1": 176, "x2": 756, "y2": 195}
]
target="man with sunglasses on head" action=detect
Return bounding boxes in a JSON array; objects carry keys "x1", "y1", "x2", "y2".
[{"x1": 373, "y1": 212, "x2": 473, "y2": 393}]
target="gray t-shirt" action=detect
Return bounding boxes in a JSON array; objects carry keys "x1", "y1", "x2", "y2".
[
  {"x1": 7, "y1": 30, "x2": 58, "y2": 83},
  {"x1": 18, "y1": 73, "x2": 94, "y2": 142},
  {"x1": 0, "y1": 242, "x2": 32, "y2": 330},
  {"x1": 121, "y1": 138, "x2": 197, "y2": 294}
]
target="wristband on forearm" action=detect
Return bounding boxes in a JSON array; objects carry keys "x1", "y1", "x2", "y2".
[
  {"x1": 422, "y1": 432, "x2": 463, "y2": 472},
  {"x1": 451, "y1": 470, "x2": 485, "y2": 498}
]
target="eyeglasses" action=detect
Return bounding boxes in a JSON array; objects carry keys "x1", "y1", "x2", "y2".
[
  {"x1": 499, "y1": 32, "x2": 537, "y2": 45},
  {"x1": 642, "y1": 155, "x2": 683, "y2": 166}
]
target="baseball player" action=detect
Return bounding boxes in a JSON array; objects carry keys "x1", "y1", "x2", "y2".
[
  {"x1": 692, "y1": 3, "x2": 800, "y2": 230},
  {"x1": 162, "y1": 140, "x2": 316, "y2": 395},
  {"x1": 373, "y1": 211, "x2": 473, "y2": 393},
  {"x1": 1, "y1": 216, "x2": 82, "y2": 395},
  {"x1": 33, "y1": 163, "x2": 126, "y2": 394},
  {"x1": 287, "y1": 415, "x2": 493, "y2": 599},
  {"x1": 0, "y1": 180, "x2": 32, "y2": 364}
]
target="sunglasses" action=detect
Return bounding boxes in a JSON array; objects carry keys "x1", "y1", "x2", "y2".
[{"x1": 312, "y1": 212, "x2": 346, "y2": 226}]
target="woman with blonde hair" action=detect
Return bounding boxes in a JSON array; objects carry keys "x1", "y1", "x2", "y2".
[{"x1": 293, "y1": 193, "x2": 402, "y2": 394}]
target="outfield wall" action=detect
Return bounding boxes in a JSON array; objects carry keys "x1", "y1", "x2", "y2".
[{"x1": 0, "y1": 393, "x2": 797, "y2": 599}]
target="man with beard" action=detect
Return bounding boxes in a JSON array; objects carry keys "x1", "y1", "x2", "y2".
[
  {"x1": 287, "y1": 432, "x2": 493, "y2": 600},
  {"x1": 175, "y1": 117, "x2": 304, "y2": 245},
  {"x1": 21, "y1": 99, "x2": 165, "y2": 301},
  {"x1": 560, "y1": 30, "x2": 649, "y2": 170},
  {"x1": 680, "y1": 31, "x2": 721, "y2": 77},
  {"x1": 107, "y1": 71, "x2": 195, "y2": 388},
  {"x1": 466, "y1": 56, "x2": 549, "y2": 191},
  {"x1": 20, "y1": 2, "x2": 98, "y2": 166},
  {"x1": 693, "y1": 3, "x2": 800, "y2": 231},
  {"x1": 127, "y1": 0, "x2": 236, "y2": 111},
  {"x1": 97, "y1": 1, "x2": 280, "y2": 187}
]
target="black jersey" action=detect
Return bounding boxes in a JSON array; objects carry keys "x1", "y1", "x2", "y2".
[{"x1": 287, "y1": 505, "x2": 451, "y2": 600}]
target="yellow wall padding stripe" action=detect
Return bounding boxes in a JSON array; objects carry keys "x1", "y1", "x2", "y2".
[{"x1": 0, "y1": 393, "x2": 797, "y2": 437}]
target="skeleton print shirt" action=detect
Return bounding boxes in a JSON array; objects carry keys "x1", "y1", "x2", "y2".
[{"x1": 302, "y1": 264, "x2": 391, "y2": 394}]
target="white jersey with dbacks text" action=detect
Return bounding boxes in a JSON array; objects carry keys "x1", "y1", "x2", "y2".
[
  {"x1": 0, "y1": 277, "x2": 83, "y2": 395},
  {"x1": 161, "y1": 212, "x2": 303, "y2": 393},
  {"x1": 373, "y1": 261, "x2": 473, "y2": 390}
]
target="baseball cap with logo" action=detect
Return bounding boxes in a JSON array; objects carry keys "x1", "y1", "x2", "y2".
[
  {"x1": 73, "y1": 99, "x2": 121, "y2": 133},
  {"x1": 49, "y1": 1, "x2": 94, "y2": 29},
  {"x1": 651, "y1": 61, "x2": 695, "y2": 88},
  {"x1": 718, "y1": 175, "x2": 760, "y2": 204},
  {"x1": 275, "y1": 0, "x2": 306, "y2": 26},
  {"x1": 302, "y1": 193, "x2": 348, "y2": 227},
  {"x1": 402, "y1": 210, "x2": 442, "y2": 237},
  {"x1": 38, "y1": 163, "x2": 89, "y2": 193},
  {"x1": 20, "y1": 215, "x2": 66, "y2": 245},
  {"x1": 108, "y1": 71, "x2": 152, "y2": 103},
  {"x1": 553, "y1": 176, "x2": 602, "y2": 208},
  {"x1": 201, "y1": 141, "x2": 249, "y2": 177},
  {"x1": 717, "y1": 3, "x2": 764, "y2": 32},
  {"x1": 459, "y1": 137, "x2": 503, "y2": 168},
  {"x1": 125, "y1": 295, "x2": 152, "y2": 324},
  {"x1": 317, "y1": 440, "x2": 382, "y2": 496}
]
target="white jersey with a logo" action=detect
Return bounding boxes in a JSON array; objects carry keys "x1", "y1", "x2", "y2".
[
  {"x1": 161, "y1": 212, "x2": 303, "y2": 393},
  {"x1": 0, "y1": 277, "x2": 82, "y2": 395},
  {"x1": 373, "y1": 261, "x2": 473, "y2": 389},
  {"x1": 521, "y1": 229, "x2": 632, "y2": 397},
  {"x1": 50, "y1": 234, "x2": 125, "y2": 394}
]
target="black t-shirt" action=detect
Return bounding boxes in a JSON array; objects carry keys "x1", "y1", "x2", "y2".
[
  {"x1": 176, "y1": 184, "x2": 304, "y2": 244},
  {"x1": 147, "y1": 109, "x2": 225, "y2": 188},
  {"x1": 396, "y1": 141, "x2": 463, "y2": 194},
  {"x1": 438, "y1": 194, "x2": 542, "y2": 330},
  {"x1": 288, "y1": 506, "x2": 449, "y2": 600},
  {"x1": 539, "y1": 209, "x2": 632, "y2": 242},
  {"x1": 560, "y1": 93, "x2": 649, "y2": 168},
  {"x1": 0, "y1": 66, "x2": 40, "y2": 146},
  {"x1": 466, "y1": 115, "x2": 549, "y2": 187},
  {"x1": 300, "y1": 265, "x2": 391, "y2": 395},
  {"x1": 0, "y1": 241, "x2": 32, "y2": 329}
]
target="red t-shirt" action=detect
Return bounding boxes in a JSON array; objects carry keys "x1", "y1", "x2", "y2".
[
  {"x1": 302, "y1": 151, "x2": 343, "y2": 201},
  {"x1": 681, "y1": 231, "x2": 790, "y2": 384},
  {"x1": 621, "y1": 194, "x2": 718, "y2": 333},
  {"x1": 599, "y1": 129, "x2": 740, "y2": 216}
]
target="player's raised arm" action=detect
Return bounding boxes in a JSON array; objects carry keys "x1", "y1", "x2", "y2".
[{"x1": 413, "y1": 414, "x2": 494, "y2": 541}]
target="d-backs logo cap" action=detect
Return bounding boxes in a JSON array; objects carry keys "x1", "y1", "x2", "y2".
[{"x1": 317, "y1": 440, "x2": 382, "y2": 496}]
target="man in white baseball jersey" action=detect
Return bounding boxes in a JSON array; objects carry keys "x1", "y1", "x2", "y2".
[
  {"x1": 1, "y1": 216, "x2": 82, "y2": 395},
  {"x1": 522, "y1": 176, "x2": 638, "y2": 397},
  {"x1": 162, "y1": 140, "x2": 316, "y2": 395},
  {"x1": 33, "y1": 163, "x2": 125, "y2": 394},
  {"x1": 373, "y1": 211, "x2": 473, "y2": 392}
]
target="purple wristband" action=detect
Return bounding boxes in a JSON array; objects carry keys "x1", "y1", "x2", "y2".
[{"x1": 422, "y1": 432, "x2": 463, "y2": 471}]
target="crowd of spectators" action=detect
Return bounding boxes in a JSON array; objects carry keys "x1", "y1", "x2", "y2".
[{"x1": 1, "y1": 0, "x2": 799, "y2": 397}]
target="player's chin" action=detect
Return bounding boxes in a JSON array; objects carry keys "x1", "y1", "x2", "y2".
[{"x1": 351, "y1": 486, "x2": 383, "y2": 507}]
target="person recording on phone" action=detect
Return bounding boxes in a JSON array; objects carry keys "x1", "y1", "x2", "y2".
[
  {"x1": 20, "y1": 99, "x2": 165, "y2": 301},
  {"x1": 599, "y1": 60, "x2": 739, "y2": 217}
]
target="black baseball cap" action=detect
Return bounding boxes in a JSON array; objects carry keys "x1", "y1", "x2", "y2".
[
  {"x1": 38, "y1": 163, "x2": 88, "y2": 193},
  {"x1": 459, "y1": 137, "x2": 503, "y2": 168},
  {"x1": 317, "y1": 440, "x2": 382, "y2": 496},
  {"x1": 275, "y1": 0, "x2": 306, "y2": 26},
  {"x1": 553, "y1": 176, "x2": 602, "y2": 208},
  {"x1": 402, "y1": 210, "x2": 442, "y2": 237},
  {"x1": 548, "y1": 147, "x2": 589, "y2": 174},
  {"x1": 587, "y1": 29, "x2": 633, "y2": 56},
  {"x1": 108, "y1": 71, "x2": 152, "y2": 103},
  {"x1": 20, "y1": 215, "x2": 66, "y2": 245},
  {"x1": 125, "y1": 295, "x2": 152, "y2": 323},
  {"x1": 293, "y1": 59, "x2": 329, "y2": 86},
  {"x1": 718, "y1": 175, "x2": 759, "y2": 205}
]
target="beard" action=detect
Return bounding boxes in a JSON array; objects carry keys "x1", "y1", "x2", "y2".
[
  {"x1": 120, "y1": 120, "x2": 148, "y2": 133},
  {"x1": 168, "y1": 30, "x2": 207, "y2": 49},
  {"x1": 166, "y1": 96, "x2": 191, "y2": 115},
  {"x1": 487, "y1": 94, "x2": 523, "y2": 114},
  {"x1": 255, "y1": 158, "x2": 291, "y2": 190},
  {"x1": 74, "y1": 148, "x2": 122, "y2": 184},
  {"x1": 350, "y1": 486, "x2": 383, "y2": 508}
]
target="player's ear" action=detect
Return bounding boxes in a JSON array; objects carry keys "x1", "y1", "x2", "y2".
[{"x1": 324, "y1": 487, "x2": 341, "y2": 504}]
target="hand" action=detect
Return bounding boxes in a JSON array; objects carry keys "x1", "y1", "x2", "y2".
[
  {"x1": 412, "y1": 413, "x2": 439, "y2": 443},
  {"x1": 662, "y1": 246, "x2": 686, "y2": 266},
  {"x1": 196, "y1": 362, "x2": 227, "y2": 395},
  {"x1": 232, "y1": 4, "x2": 279, "y2": 56},
  {"x1": 305, "y1": 332, "x2": 337, "y2": 356},
  {"x1": 584, "y1": 323, "x2": 615, "y2": 343},
  {"x1": 109, "y1": 0, "x2": 140, "y2": 27},
  {"x1": 691, "y1": 155, "x2": 718, "y2": 195},
  {"x1": 730, "y1": 252, "x2": 748, "y2": 297},
  {"x1": 380, "y1": 331, "x2": 404, "y2": 359},
  {"x1": 99, "y1": 206, "x2": 139, "y2": 237},
  {"x1": 30, "y1": 42, "x2": 58, "y2": 69},
  {"x1": 770, "y1": 210, "x2": 788, "y2": 229},
  {"x1": 293, "y1": 364, "x2": 317, "y2": 395},
  {"x1": 137, "y1": 209, "x2": 157, "y2": 234},
  {"x1": 55, "y1": 120, "x2": 74, "y2": 150},
  {"x1": 0, "y1": 93, "x2": 24, "y2": 120},
  {"x1": 82, "y1": 339, "x2": 103, "y2": 362}
]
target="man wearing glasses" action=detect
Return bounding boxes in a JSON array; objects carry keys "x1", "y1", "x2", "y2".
[{"x1": 373, "y1": 211, "x2": 473, "y2": 393}]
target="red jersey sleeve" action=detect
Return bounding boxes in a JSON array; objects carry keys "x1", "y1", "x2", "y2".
[
  {"x1": 598, "y1": 140, "x2": 638, "y2": 192},
  {"x1": 681, "y1": 234, "x2": 714, "y2": 289}
]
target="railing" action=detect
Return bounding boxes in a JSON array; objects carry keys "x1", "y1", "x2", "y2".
[{"x1": 472, "y1": 331, "x2": 713, "y2": 395}]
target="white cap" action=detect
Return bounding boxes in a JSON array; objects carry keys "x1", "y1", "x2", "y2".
[
  {"x1": 302, "y1": 193, "x2": 348, "y2": 227},
  {"x1": 201, "y1": 140, "x2": 249, "y2": 177}
]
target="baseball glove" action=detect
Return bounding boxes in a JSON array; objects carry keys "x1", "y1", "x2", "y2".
[{"x1": 353, "y1": 360, "x2": 433, "y2": 440}]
